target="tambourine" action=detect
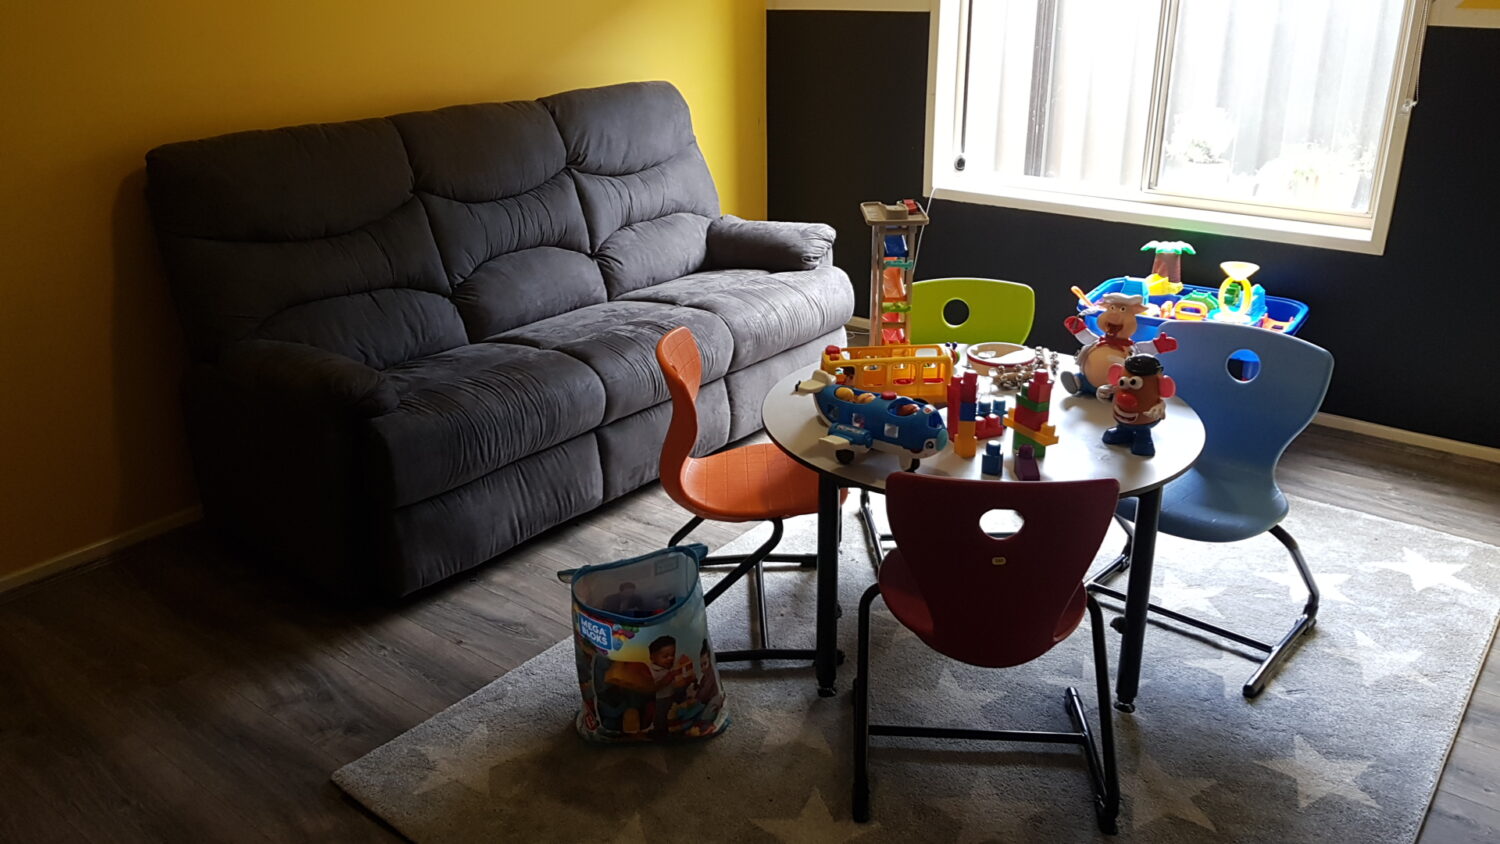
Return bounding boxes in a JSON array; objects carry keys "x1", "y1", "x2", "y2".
[
  {"x1": 967, "y1": 342, "x2": 1037, "y2": 376},
  {"x1": 967, "y1": 342, "x2": 1060, "y2": 392}
]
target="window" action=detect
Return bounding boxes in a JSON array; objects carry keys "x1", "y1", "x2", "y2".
[{"x1": 927, "y1": 0, "x2": 1434, "y2": 253}]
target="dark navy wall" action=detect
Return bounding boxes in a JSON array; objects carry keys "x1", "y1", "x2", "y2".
[{"x1": 768, "y1": 12, "x2": 1499, "y2": 447}]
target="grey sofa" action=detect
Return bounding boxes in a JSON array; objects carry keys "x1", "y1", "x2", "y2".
[{"x1": 146, "y1": 82, "x2": 852, "y2": 597}]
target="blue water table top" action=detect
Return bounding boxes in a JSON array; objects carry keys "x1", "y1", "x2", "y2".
[{"x1": 1077, "y1": 276, "x2": 1309, "y2": 343}]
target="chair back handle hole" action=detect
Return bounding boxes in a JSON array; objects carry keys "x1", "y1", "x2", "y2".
[
  {"x1": 1227, "y1": 348, "x2": 1262, "y2": 383},
  {"x1": 981, "y1": 508, "x2": 1025, "y2": 540},
  {"x1": 943, "y1": 298, "x2": 971, "y2": 329}
]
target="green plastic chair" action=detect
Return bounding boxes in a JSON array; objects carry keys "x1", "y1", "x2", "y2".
[{"x1": 907, "y1": 278, "x2": 1035, "y2": 345}]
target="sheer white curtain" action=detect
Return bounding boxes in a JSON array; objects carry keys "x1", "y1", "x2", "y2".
[
  {"x1": 958, "y1": 0, "x2": 1407, "y2": 213},
  {"x1": 1160, "y1": 0, "x2": 1406, "y2": 212}
]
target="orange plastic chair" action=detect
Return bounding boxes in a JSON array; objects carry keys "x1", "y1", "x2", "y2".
[{"x1": 657, "y1": 327, "x2": 823, "y2": 664}]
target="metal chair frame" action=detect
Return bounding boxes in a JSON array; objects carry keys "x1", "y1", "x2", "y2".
[
  {"x1": 669, "y1": 516, "x2": 820, "y2": 664},
  {"x1": 1087, "y1": 514, "x2": 1319, "y2": 699},
  {"x1": 853, "y1": 589, "x2": 1120, "y2": 834}
]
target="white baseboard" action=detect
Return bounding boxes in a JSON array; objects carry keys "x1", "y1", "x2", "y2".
[
  {"x1": 1311, "y1": 413, "x2": 1500, "y2": 464},
  {"x1": 0, "y1": 506, "x2": 203, "y2": 597}
]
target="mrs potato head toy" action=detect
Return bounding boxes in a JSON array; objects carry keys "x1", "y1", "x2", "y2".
[
  {"x1": 1061, "y1": 292, "x2": 1177, "y2": 396},
  {"x1": 1096, "y1": 354, "x2": 1175, "y2": 458}
]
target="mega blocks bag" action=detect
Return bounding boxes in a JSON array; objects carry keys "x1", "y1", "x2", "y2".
[{"x1": 564, "y1": 544, "x2": 729, "y2": 742}]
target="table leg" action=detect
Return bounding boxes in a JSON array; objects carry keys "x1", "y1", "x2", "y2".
[
  {"x1": 815, "y1": 473, "x2": 841, "y2": 697},
  {"x1": 1114, "y1": 487, "x2": 1161, "y2": 713}
]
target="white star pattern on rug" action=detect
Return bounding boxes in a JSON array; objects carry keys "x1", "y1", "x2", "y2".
[
  {"x1": 1126, "y1": 751, "x2": 1218, "y2": 832},
  {"x1": 751, "y1": 705, "x2": 833, "y2": 755},
  {"x1": 606, "y1": 813, "x2": 648, "y2": 844},
  {"x1": 1255, "y1": 735, "x2": 1379, "y2": 810},
  {"x1": 1184, "y1": 653, "x2": 1253, "y2": 699},
  {"x1": 899, "y1": 665, "x2": 1004, "y2": 724},
  {"x1": 1153, "y1": 573, "x2": 1227, "y2": 618},
  {"x1": 1338, "y1": 630, "x2": 1430, "y2": 688},
  {"x1": 1257, "y1": 569, "x2": 1351, "y2": 603},
  {"x1": 413, "y1": 724, "x2": 498, "y2": 795},
  {"x1": 751, "y1": 789, "x2": 878, "y2": 842},
  {"x1": 1373, "y1": 548, "x2": 1477, "y2": 595},
  {"x1": 933, "y1": 790, "x2": 1043, "y2": 844}
]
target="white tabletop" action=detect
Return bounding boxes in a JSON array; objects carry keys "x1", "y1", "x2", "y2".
[{"x1": 761, "y1": 359, "x2": 1205, "y2": 497}]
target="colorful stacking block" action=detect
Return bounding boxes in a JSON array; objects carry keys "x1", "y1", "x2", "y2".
[
  {"x1": 949, "y1": 371, "x2": 981, "y2": 458},
  {"x1": 1002, "y1": 372, "x2": 1060, "y2": 457},
  {"x1": 981, "y1": 440, "x2": 1003, "y2": 476},
  {"x1": 1013, "y1": 444, "x2": 1041, "y2": 481}
]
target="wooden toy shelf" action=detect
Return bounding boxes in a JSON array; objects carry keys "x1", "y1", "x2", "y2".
[{"x1": 860, "y1": 201, "x2": 930, "y2": 346}]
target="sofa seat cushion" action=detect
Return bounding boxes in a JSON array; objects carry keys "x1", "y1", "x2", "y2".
[
  {"x1": 617, "y1": 266, "x2": 854, "y2": 370},
  {"x1": 488, "y1": 301, "x2": 733, "y2": 425},
  {"x1": 370, "y1": 344, "x2": 606, "y2": 508}
]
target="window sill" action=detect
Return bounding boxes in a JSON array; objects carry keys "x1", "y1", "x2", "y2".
[{"x1": 930, "y1": 183, "x2": 1389, "y2": 256}]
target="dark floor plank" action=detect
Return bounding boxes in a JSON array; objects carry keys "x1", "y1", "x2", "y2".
[
  {"x1": 0, "y1": 763, "x2": 89, "y2": 844},
  {"x1": 1420, "y1": 789, "x2": 1500, "y2": 844},
  {"x1": 399, "y1": 579, "x2": 571, "y2": 673},
  {"x1": 1453, "y1": 688, "x2": 1500, "y2": 751},
  {"x1": 0, "y1": 626, "x2": 275, "y2": 844},
  {"x1": 1436, "y1": 736, "x2": 1500, "y2": 810},
  {"x1": 1280, "y1": 427, "x2": 1500, "y2": 546}
]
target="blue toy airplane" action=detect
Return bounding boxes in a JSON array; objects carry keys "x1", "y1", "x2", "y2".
[{"x1": 796, "y1": 369, "x2": 949, "y2": 470}]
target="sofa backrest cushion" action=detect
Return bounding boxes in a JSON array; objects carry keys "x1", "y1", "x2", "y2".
[
  {"x1": 391, "y1": 103, "x2": 607, "y2": 340},
  {"x1": 146, "y1": 119, "x2": 466, "y2": 369},
  {"x1": 542, "y1": 82, "x2": 720, "y2": 298}
]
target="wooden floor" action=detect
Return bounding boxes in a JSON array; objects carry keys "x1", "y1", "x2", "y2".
[{"x1": 1, "y1": 427, "x2": 1496, "y2": 843}]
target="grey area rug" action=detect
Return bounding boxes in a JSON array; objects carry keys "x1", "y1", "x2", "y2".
[{"x1": 335, "y1": 496, "x2": 1500, "y2": 843}]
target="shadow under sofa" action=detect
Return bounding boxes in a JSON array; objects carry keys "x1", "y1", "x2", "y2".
[{"x1": 146, "y1": 81, "x2": 853, "y2": 597}]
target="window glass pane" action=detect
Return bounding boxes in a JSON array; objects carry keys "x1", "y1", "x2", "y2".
[
  {"x1": 1156, "y1": 0, "x2": 1406, "y2": 214},
  {"x1": 1038, "y1": 0, "x2": 1161, "y2": 188},
  {"x1": 962, "y1": 0, "x2": 1160, "y2": 192}
]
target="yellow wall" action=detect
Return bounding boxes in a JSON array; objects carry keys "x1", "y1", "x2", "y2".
[{"x1": 0, "y1": 1, "x2": 766, "y2": 581}]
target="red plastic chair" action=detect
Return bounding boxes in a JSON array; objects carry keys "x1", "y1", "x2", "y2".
[
  {"x1": 657, "y1": 327, "x2": 823, "y2": 664},
  {"x1": 854, "y1": 472, "x2": 1122, "y2": 833}
]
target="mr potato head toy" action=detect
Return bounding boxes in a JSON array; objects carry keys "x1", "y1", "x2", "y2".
[{"x1": 1096, "y1": 354, "x2": 1175, "y2": 458}]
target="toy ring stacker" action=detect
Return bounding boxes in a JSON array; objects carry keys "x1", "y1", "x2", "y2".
[{"x1": 967, "y1": 342, "x2": 1038, "y2": 391}]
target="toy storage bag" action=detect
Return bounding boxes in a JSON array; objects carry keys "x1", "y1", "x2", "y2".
[{"x1": 563, "y1": 544, "x2": 729, "y2": 743}]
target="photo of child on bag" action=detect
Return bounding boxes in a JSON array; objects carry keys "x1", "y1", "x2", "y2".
[{"x1": 567, "y1": 545, "x2": 729, "y2": 743}]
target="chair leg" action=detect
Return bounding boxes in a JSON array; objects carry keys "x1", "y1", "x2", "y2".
[
  {"x1": 1088, "y1": 523, "x2": 1320, "y2": 700},
  {"x1": 669, "y1": 516, "x2": 704, "y2": 547},
  {"x1": 855, "y1": 590, "x2": 1120, "y2": 832},
  {"x1": 852, "y1": 583, "x2": 880, "y2": 824},
  {"x1": 700, "y1": 520, "x2": 819, "y2": 665},
  {"x1": 858, "y1": 489, "x2": 889, "y2": 572},
  {"x1": 1084, "y1": 597, "x2": 1120, "y2": 834},
  {"x1": 751, "y1": 557, "x2": 770, "y2": 649},
  {"x1": 1242, "y1": 526, "x2": 1319, "y2": 698},
  {"x1": 674, "y1": 513, "x2": 818, "y2": 570},
  {"x1": 1086, "y1": 514, "x2": 1134, "y2": 586}
]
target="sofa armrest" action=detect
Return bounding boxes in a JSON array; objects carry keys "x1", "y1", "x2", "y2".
[
  {"x1": 704, "y1": 215, "x2": 836, "y2": 272},
  {"x1": 216, "y1": 340, "x2": 399, "y2": 417}
]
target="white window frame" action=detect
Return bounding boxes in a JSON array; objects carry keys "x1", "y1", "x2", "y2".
[{"x1": 924, "y1": 0, "x2": 1436, "y2": 255}]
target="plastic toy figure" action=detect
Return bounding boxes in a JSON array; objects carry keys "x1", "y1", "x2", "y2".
[
  {"x1": 1140, "y1": 240, "x2": 1195, "y2": 290},
  {"x1": 1060, "y1": 292, "x2": 1178, "y2": 396},
  {"x1": 796, "y1": 369, "x2": 948, "y2": 469},
  {"x1": 1097, "y1": 354, "x2": 1175, "y2": 457}
]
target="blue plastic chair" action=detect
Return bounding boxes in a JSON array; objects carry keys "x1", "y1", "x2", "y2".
[{"x1": 1089, "y1": 321, "x2": 1334, "y2": 698}]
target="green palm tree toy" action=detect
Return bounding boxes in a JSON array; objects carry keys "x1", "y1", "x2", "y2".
[{"x1": 1140, "y1": 240, "x2": 1196, "y2": 291}]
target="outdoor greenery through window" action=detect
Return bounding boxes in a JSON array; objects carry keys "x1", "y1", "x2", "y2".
[{"x1": 929, "y1": 0, "x2": 1431, "y2": 252}]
